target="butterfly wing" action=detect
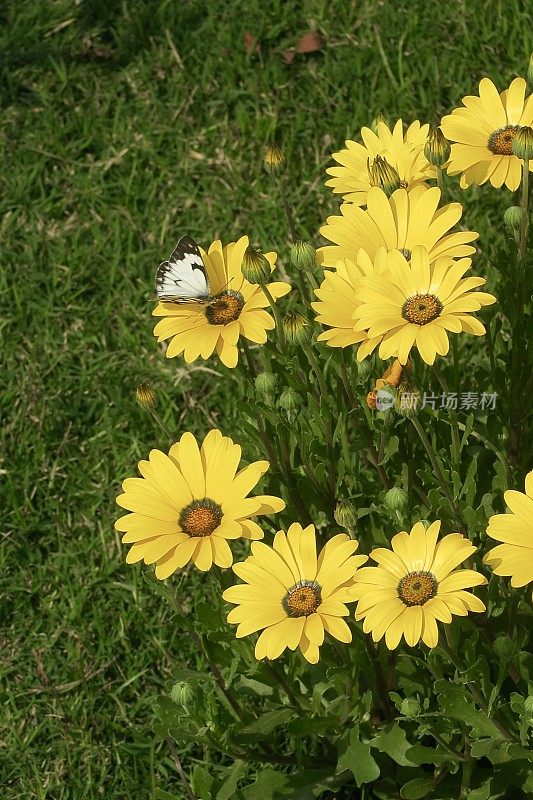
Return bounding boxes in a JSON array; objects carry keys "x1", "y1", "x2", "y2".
[{"x1": 156, "y1": 235, "x2": 211, "y2": 303}]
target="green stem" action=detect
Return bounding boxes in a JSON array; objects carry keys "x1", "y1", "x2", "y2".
[
  {"x1": 240, "y1": 340, "x2": 310, "y2": 521},
  {"x1": 149, "y1": 408, "x2": 174, "y2": 443},
  {"x1": 440, "y1": 639, "x2": 517, "y2": 743},
  {"x1": 410, "y1": 415, "x2": 465, "y2": 530},
  {"x1": 436, "y1": 165, "x2": 444, "y2": 195},
  {"x1": 432, "y1": 364, "x2": 461, "y2": 467},
  {"x1": 261, "y1": 283, "x2": 286, "y2": 349},
  {"x1": 509, "y1": 161, "x2": 530, "y2": 466},
  {"x1": 274, "y1": 173, "x2": 298, "y2": 242}
]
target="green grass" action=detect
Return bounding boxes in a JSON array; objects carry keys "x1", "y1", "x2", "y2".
[{"x1": 1, "y1": 0, "x2": 532, "y2": 796}]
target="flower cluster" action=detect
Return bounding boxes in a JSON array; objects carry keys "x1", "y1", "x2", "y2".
[{"x1": 115, "y1": 73, "x2": 533, "y2": 672}]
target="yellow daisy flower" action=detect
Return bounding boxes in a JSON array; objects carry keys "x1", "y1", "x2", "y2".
[
  {"x1": 316, "y1": 186, "x2": 478, "y2": 268},
  {"x1": 222, "y1": 523, "x2": 368, "y2": 663},
  {"x1": 153, "y1": 236, "x2": 291, "y2": 368},
  {"x1": 311, "y1": 248, "x2": 387, "y2": 359},
  {"x1": 115, "y1": 429, "x2": 285, "y2": 578},
  {"x1": 441, "y1": 77, "x2": 533, "y2": 190},
  {"x1": 350, "y1": 521, "x2": 487, "y2": 649},
  {"x1": 352, "y1": 246, "x2": 496, "y2": 364},
  {"x1": 483, "y1": 471, "x2": 533, "y2": 601},
  {"x1": 326, "y1": 119, "x2": 435, "y2": 205}
]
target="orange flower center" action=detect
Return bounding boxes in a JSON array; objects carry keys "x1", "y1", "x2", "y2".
[
  {"x1": 179, "y1": 499, "x2": 223, "y2": 537},
  {"x1": 487, "y1": 125, "x2": 519, "y2": 155},
  {"x1": 397, "y1": 571, "x2": 438, "y2": 606},
  {"x1": 283, "y1": 580, "x2": 321, "y2": 617},
  {"x1": 205, "y1": 291, "x2": 244, "y2": 325},
  {"x1": 402, "y1": 293, "x2": 443, "y2": 325}
]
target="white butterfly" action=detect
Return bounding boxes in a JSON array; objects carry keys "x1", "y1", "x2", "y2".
[{"x1": 156, "y1": 236, "x2": 211, "y2": 304}]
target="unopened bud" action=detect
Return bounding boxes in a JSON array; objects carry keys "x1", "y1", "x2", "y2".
[
  {"x1": 263, "y1": 144, "x2": 285, "y2": 172},
  {"x1": 512, "y1": 126, "x2": 533, "y2": 161},
  {"x1": 135, "y1": 383, "x2": 157, "y2": 411},
  {"x1": 242, "y1": 246, "x2": 271, "y2": 285},
  {"x1": 283, "y1": 311, "x2": 310, "y2": 345},
  {"x1": 424, "y1": 127, "x2": 451, "y2": 167},
  {"x1": 368, "y1": 155, "x2": 401, "y2": 195},
  {"x1": 290, "y1": 240, "x2": 316, "y2": 271},
  {"x1": 370, "y1": 113, "x2": 388, "y2": 135},
  {"x1": 255, "y1": 372, "x2": 278, "y2": 395},
  {"x1": 334, "y1": 500, "x2": 358, "y2": 532},
  {"x1": 396, "y1": 380, "x2": 420, "y2": 417},
  {"x1": 492, "y1": 635, "x2": 518, "y2": 662},
  {"x1": 384, "y1": 487, "x2": 409, "y2": 514},
  {"x1": 170, "y1": 681, "x2": 195, "y2": 709},
  {"x1": 504, "y1": 206, "x2": 524, "y2": 231},
  {"x1": 279, "y1": 388, "x2": 299, "y2": 412},
  {"x1": 400, "y1": 697, "x2": 421, "y2": 718}
]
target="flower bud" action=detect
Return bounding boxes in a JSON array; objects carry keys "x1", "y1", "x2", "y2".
[
  {"x1": 492, "y1": 635, "x2": 518, "y2": 662},
  {"x1": 283, "y1": 311, "x2": 310, "y2": 346},
  {"x1": 368, "y1": 155, "x2": 401, "y2": 195},
  {"x1": 255, "y1": 371, "x2": 278, "y2": 395},
  {"x1": 334, "y1": 500, "x2": 358, "y2": 532},
  {"x1": 504, "y1": 206, "x2": 524, "y2": 231},
  {"x1": 395, "y1": 380, "x2": 420, "y2": 417},
  {"x1": 384, "y1": 487, "x2": 409, "y2": 514},
  {"x1": 400, "y1": 697, "x2": 421, "y2": 718},
  {"x1": 263, "y1": 144, "x2": 285, "y2": 172},
  {"x1": 370, "y1": 113, "x2": 388, "y2": 135},
  {"x1": 424, "y1": 127, "x2": 451, "y2": 167},
  {"x1": 278, "y1": 388, "x2": 299, "y2": 412},
  {"x1": 512, "y1": 126, "x2": 533, "y2": 161},
  {"x1": 170, "y1": 681, "x2": 195, "y2": 709},
  {"x1": 241, "y1": 246, "x2": 271, "y2": 285},
  {"x1": 290, "y1": 240, "x2": 316, "y2": 271},
  {"x1": 135, "y1": 383, "x2": 157, "y2": 411}
]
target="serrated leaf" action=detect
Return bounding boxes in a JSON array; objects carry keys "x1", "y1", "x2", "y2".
[
  {"x1": 216, "y1": 761, "x2": 246, "y2": 800},
  {"x1": 241, "y1": 708, "x2": 294, "y2": 735},
  {"x1": 337, "y1": 725, "x2": 380, "y2": 787},
  {"x1": 370, "y1": 722, "x2": 416, "y2": 766},
  {"x1": 435, "y1": 679, "x2": 503, "y2": 739},
  {"x1": 400, "y1": 776, "x2": 435, "y2": 799},
  {"x1": 242, "y1": 768, "x2": 290, "y2": 799},
  {"x1": 192, "y1": 765, "x2": 214, "y2": 800}
]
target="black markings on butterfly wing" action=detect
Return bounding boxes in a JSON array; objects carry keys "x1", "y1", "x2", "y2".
[{"x1": 155, "y1": 235, "x2": 211, "y2": 303}]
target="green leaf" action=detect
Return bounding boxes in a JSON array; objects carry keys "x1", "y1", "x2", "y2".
[
  {"x1": 241, "y1": 708, "x2": 294, "y2": 735},
  {"x1": 435, "y1": 678, "x2": 503, "y2": 739},
  {"x1": 381, "y1": 435, "x2": 399, "y2": 464},
  {"x1": 405, "y1": 744, "x2": 451, "y2": 766},
  {"x1": 192, "y1": 765, "x2": 214, "y2": 800},
  {"x1": 235, "y1": 676, "x2": 274, "y2": 697},
  {"x1": 337, "y1": 725, "x2": 380, "y2": 787},
  {"x1": 370, "y1": 722, "x2": 416, "y2": 766},
  {"x1": 469, "y1": 738, "x2": 510, "y2": 764},
  {"x1": 216, "y1": 761, "x2": 246, "y2": 800},
  {"x1": 154, "y1": 791, "x2": 183, "y2": 800},
  {"x1": 466, "y1": 779, "x2": 492, "y2": 800},
  {"x1": 242, "y1": 768, "x2": 290, "y2": 799},
  {"x1": 400, "y1": 777, "x2": 435, "y2": 799}
]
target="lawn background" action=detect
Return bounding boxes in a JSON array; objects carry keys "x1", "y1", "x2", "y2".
[{"x1": 1, "y1": 1, "x2": 532, "y2": 797}]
